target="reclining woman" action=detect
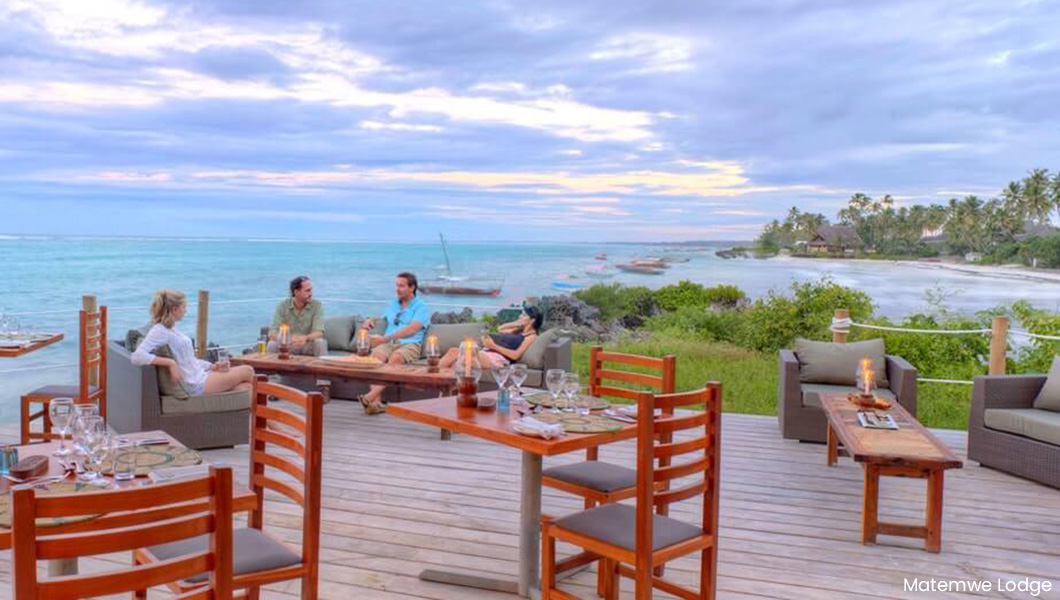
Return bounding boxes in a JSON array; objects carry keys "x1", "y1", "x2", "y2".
[
  {"x1": 439, "y1": 305, "x2": 544, "y2": 369},
  {"x1": 132, "y1": 289, "x2": 255, "y2": 395}
]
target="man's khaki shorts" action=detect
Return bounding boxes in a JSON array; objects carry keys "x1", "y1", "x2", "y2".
[{"x1": 371, "y1": 342, "x2": 422, "y2": 364}]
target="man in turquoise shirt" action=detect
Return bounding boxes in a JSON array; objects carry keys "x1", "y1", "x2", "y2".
[{"x1": 359, "y1": 272, "x2": 432, "y2": 414}]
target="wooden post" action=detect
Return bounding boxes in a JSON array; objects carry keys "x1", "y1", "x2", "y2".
[
  {"x1": 832, "y1": 308, "x2": 849, "y2": 343},
  {"x1": 196, "y1": 289, "x2": 209, "y2": 359},
  {"x1": 82, "y1": 294, "x2": 98, "y2": 387},
  {"x1": 989, "y1": 315, "x2": 1009, "y2": 376}
]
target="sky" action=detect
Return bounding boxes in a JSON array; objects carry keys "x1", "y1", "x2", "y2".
[{"x1": 1, "y1": 0, "x2": 1058, "y2": 242}]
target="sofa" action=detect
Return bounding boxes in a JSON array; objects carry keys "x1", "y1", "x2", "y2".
[
  {"x1": 778, "y1": 338, "x2": 918, "y2": 443},
  {"x1": 107, "y1": 340, "x2": 250, "y2": 449},
  {"x1": 969, "y1": 375, "x2": 1060, "y2": 488},
  {"x1": 265, "y1": 315, "x2": 572, "y2": 402}
]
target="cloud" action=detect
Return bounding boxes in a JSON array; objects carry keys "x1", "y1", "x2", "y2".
[
  {"x1": 590, "y1": 33, "x2": 694, "y2": 73},
  {"x1": 360, "y1": 121, "x2": 444, "y2": 133}
]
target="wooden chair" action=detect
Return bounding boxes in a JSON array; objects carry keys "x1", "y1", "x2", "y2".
[
  {"x1": 20, "y1": 307, "x2": 108, "y2": 444},
  {"x1": 135, "y1": 375, "x2": 323, "y2": 599},
  {"x1": 541, "y1": 383, "x2": 722, "y2": 600},
  {"x1": 11, "y1": 466, "x2": 234, "y2": 600}
]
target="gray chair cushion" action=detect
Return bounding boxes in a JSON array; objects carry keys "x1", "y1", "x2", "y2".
[
  {"x1": 324, "y1": 315, "x2": 357, "y2": 351},
  {"x1": 423, "y1": 322, "x2": 486, "y2": 358},
  {"x1": 795, "y1": 338, "x2": 888, "y2": 388},
  {"x1": 543, "y1": 461, "x2": 637, "y2": 493},
  {"x1": 161, "y1": 389, "x2": 251, "y2": 415},
  {"x1": 148, "y1": 527, "x2": 301, "y2": 583},
  {"x1": 521, "y1": 328, "x2": 561, "y2": 370},
  {"x1": 151, "y1": 344, "x2": 190, "y2": 399},
  {"x1": 1033, "y1": 356, "x2": 1060, "y2": 412},
  {"x1": 556, "y1": 503, "x2": 703, "y2": 551},
  {"x1": 801, "y1": 384, "x2": 894, "y2": 408},
  {"x1": 985, "y1": 408, "x2": 1060, "y2": 446},
  {"x1": 24, "y1": 384, "x2": 100, "y2": 399}
]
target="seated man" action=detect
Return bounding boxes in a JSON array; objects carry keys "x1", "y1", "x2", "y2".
[
  {"x1": 359, "y1": 272, "x2": 431, "y2": 415},
  {"x1": 268, "y1": 275, "x2": 327, "y2": 356}
]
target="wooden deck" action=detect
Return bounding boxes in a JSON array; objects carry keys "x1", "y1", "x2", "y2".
[{"x1": 2, "y1": 402, "x2": 1059, "y2": 599}]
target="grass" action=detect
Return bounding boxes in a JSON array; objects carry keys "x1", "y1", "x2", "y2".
[{"x1": 573, "y1": 333, "x2": 973, "y2": 430}]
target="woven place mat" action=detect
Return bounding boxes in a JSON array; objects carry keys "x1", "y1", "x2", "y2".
[
  {"x1": 0, "y1": 480, "x2": 100, "y2": 528},
  {"x1": 103, "y1": 444, "x2": 202, "y2": 477},
  {"x1": 525, "y1": 392, "x2": 609, "y2": 411},
  {"x1": 530, "y1": 412, "x2": 624, "y2": 434}
]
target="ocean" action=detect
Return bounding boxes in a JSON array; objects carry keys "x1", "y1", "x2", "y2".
[{"x1": 3, "y1": 235, "x2": 1060, "y2": 424}]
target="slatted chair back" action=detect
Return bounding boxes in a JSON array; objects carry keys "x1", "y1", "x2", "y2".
[
  {"x1": 635, "y1": 383, "x2": 722, "y2": 579},
  {"x1": 589, "y1": 345, "x2": 676, "y2": 402},
  {"x1": 248, "y1": 375, "x2": 323, "y2": 591},
  {"x1": 80, "y1": 306, "x2": 108, "y2": 419},
  {"x1": 11, "y1": 467, "x2": 234, "y2": 600}
]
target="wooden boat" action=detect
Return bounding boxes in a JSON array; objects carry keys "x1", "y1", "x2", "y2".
[
  {"x1": 594, "y1": 252, "x2": 608, "y2": 260},
  {"x1": 616, "y1": 263, "x2": 664, "y2": 275},
  {"x1": 421, "y1": 233, "x2": 504, "y2": 296},
  {"x1": 631, "y1": 258, "x2": 669, "y2": 269},
  {"x1": 584, "y1": 264, "x2": 614, "y2": 279}
]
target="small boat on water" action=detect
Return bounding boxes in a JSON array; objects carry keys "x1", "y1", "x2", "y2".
[
  {"x1": 551, "y1": 274, "x2": 587, "y2": 291},
  {"x1": 421, "y1": 233, "x2": 504, "y2": 296},
  {"x1": 631, "y1": 258, "x2": 670, "y2": 269},
  {"x1": 661, "y1": 255, "x2": 690, "y2": 263},
  {"x1": 594, "y1": 252, "x2": 608, "y2": 260},
  {"x1": 616, "y1": 263, "x2": 664, "y2": 275},
  {"x1": 584, "y1": 264, "x2": 614, "y2": 279}
]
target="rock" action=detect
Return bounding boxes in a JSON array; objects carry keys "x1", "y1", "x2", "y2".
[{"x1": 431, "y1": 307, "x2": 475, "y2": 324}]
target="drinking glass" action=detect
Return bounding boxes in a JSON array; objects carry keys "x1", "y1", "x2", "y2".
[
  {"x1": 77, "y1": 416, "x2": 105, "y2": 484},
  {"x1": 546, "y1": 369, "x2": 565, "y2": 412},
  {"x1": 72, "y1": 403, "x2": 100, "y2": 457},
  {"x1": 510, "y1": 364, "x2": 528, "y2": 403},
  {"x1": 564, "y1": 373, "x2": 581, "y2": 414},
  {"x1": 113, "y1": 438, "x2": 136, "y2": 481},
  {"x1": 216, "y1": 347, "x2": 230, "y2": 370},
  {"x1": 49, "y1": 398, "x2": 75, "y2": 457}
]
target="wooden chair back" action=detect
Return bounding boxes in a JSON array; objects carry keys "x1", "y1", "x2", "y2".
[
  {"x1": 11, "y1": 466, "x2": 234, "y2": 599},
  {"x1": 80, "y1": 306, "x2": 108, "y2": 419},
  {"x1": 249, "y1": 375, "x2": 323, "y2": 589},
  {"x1": 589, "y1": 346, "x2": 676, "y2": 401},
  {"x1": 635, "y1": 383, "x2": 722, "y2": 572}
]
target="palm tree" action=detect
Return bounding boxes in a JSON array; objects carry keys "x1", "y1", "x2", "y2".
[
  {"x1": 1022, "y1": 168, "x2": 1052, "y2": 224},
  {"x1": 1052, "y1": 171, "x2": 1060, "y2": 223},
  {"x1": 1001, "y1": 180, "x2": 1024, "y2": 220}
]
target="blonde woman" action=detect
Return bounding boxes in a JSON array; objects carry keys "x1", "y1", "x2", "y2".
[{"x1": 131, "y1": 289, "x2": 255, "y2": 395}]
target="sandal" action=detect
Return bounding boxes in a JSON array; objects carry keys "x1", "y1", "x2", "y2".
[
  {"x1": 365, "y1": 402, "x2": 386, "y2": 416},
  {"x1": 358, "y1": 394, "x2": 370, "y2": 409}
]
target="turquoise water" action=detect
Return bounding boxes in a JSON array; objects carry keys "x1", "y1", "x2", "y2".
[{"x1": 4, "y1": 236, "x2": 1060, "y2": 424}]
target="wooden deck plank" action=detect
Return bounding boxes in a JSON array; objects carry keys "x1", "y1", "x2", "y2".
[{"x1": 0, "y1": 406, "x2": 1058, "y2": 599}]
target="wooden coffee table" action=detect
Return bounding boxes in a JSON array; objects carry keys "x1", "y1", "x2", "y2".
[{"x1": 820, "y1": 394, "x2": 963, "y2": 553}]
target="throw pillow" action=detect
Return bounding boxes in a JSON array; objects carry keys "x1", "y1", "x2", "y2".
[
  {"x1": 795, "y1": 338, "x2": 889, "y2": 388},
  {"x1": 1033, "y1": 356, "x2": 1060, "y2": 412},
  {"x1": 423, "y1": 322, "x2": 486, "y2": 358},
  {"x1": 324, "y1": 315, "x2": 358, "y2": 351},
  {"x1": 132, "y1": 333, "x2": 191, "y2": 400},
  {"x1": 124, "y1": 328, "x2": 144, "y2": 351},
  {"x1": 520, "y1": 328, "x2": 561, "y2": 370}
]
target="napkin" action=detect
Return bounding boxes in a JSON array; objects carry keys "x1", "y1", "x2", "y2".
[{"x1": 513, "y1": 416, "x2": 565, "y2": 439}]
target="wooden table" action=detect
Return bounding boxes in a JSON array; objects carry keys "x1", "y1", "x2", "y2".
[
  {"x1": 0, "y1": 431, "x2": 256, "y2": 558},
  {"x1": 387, "y1": 393, "x2": 637, "y2": 598},
  {"x1": 0, "y1": 333, "x2": 64, "y2": 358},
  {"x1": 820, "y1": 395, "x2": 963, "y2": 553}
]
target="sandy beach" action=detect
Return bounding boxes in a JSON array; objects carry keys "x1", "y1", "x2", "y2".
[{"x1": 891, "y1": 259, "x2": 1060, "y2": 285}]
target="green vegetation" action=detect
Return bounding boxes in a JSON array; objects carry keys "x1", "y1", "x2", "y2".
[
  {"x1": 756, "y1": 168, "x2": 1060, "y2": 260},
  {"x1": 569, "y1": 277, "x2": 1060, "y2": 430}
]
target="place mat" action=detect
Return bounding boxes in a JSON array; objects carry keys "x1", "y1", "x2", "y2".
[
  {"x1": 525, "y1": 392, "x2": 609, "y2": 411},
  {"x1": 530, "y1": 412, "x2": 625, "y2": 434},
  {"x1": 0, "y1": 480, "x2": 100, "y2": 528},
  {"x1": 103, "y1": 444, "x2": 202, "y2": 477}
]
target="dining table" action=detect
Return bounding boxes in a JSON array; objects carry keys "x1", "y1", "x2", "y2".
[
  {"x1": 387, "y1": 392, "x2": 637, "y2": 599},
  {"x1": 0, "y1": 430, "x2": 257, "y2": 577},
  {"x1": 0, "y1": 332, "x2": 64, "y2": 358}
]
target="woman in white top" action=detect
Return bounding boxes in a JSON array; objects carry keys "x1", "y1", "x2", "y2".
[{"x1": 131, "y1": 289, "x2": 255, "y2": 396}]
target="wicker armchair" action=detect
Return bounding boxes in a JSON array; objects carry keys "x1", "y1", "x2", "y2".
[
  {"x1": 778, "y1": 350, "x2": 918, "y2": 443},
  {"x1": 969, "y1": 375, "x2": 1060, "y2": 489}
]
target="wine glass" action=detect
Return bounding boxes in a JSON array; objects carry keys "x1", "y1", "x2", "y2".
[
  {"x1": 564, "y1": 373, "x2": 581, "y2": 414},
  {"x1": 72, "y1": 403, "x2": 100, "y2": 457},
  {"x1": 49, "y1": 398, "x2": 75, "y2": 456},
  {"x1": 76, "y1": 415, "x2": 105, "y2": 484},
  {"x1": 492, "y1": 363, "x2": 512, "y2": 394},
  {"x1": 510, "y1": 364, "x2": 528, "y2": 403},
  {"x1": 546, "y1": 369, "x2": 565, "y2": 413}
]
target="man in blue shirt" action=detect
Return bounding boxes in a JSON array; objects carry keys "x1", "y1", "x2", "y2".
[{"x1": 359, "y1": 271, "x2": 432, "y2": 414}]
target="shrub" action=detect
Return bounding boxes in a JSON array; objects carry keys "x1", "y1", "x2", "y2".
[
  {"x1": 703, "y1": 284, "x2": 745, "y2": 308},
  {"x1": 654, "y1": 280, "x2": 709, "y2": 311},
  {"x1": 574, "y1": 283, "x2": 659, "y2": 326},
  {"x1": 864, "y1": 312, "x2": 990, "y2": 382},
  {"x1": 1008, "y1": 301, "x2": 1060, "y2": 373},
  {"x1": 738, "y1": 278, "x2": 874, "y2": 352},
  {"x1": 645, "y1": 306, "x2": 744, "y2": 344}
]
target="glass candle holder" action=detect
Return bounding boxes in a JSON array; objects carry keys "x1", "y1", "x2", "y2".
[
  {"x1": 455, "y1": 338, "x2": 481, "y2": 409},
  {"x1": 356, "y1": 327, "x2": 371, "y2": 357},
  {"x1": 278, "y1": 324, "x2": 291, "y2": 359},
  {"x1": 426, "y1": 334, "x2": 440, "y2": 372}
]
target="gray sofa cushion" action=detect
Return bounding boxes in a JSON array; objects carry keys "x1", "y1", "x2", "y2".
[
  {"x1": 556, "y1": 503, "x2": 702, "y2": 551},
  {"x1": 1033, "y1": 356, "x2": 1060, "y2": 412},
  {"x1": 984, "y1": 408, "x2": 1060, "y2": 446},
  {"x1": 543, "y1": 461, "x2": 637, "y2": 493},
  {"x1": 324, "y1": 315, "x2": 357, "y2": 351},
  {"x1": 521, "y1": 328, "x2": 561, "y2": 370},
  {"x1": 795, "y1": 338, "x2": 888, "y2": 388},
  {"x1": 161, "y1": 389, "x2": 251, "y2": 415},
  {"x1": 148, "y1": 527, "x2": 301, "y2": 583},
  {"x1": 423, "y1": 322, "x2": 486, "y2": 358},
  {"x1": 801, "y1": 383, "x2": 895, "y2": 408}
]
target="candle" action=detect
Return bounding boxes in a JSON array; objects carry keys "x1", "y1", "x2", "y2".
[
  {"x1": 358, "y1": 328, "x2": 368, "y2": 345},
  {"x1": 427, "y1": 334, "x2": 438, "y2": 357},
  {"x1": 463, "y1": 337, "x2": 474, "y2": 378},
  {"x1": 280, "y1": 324, "x2": 289, "y2": 344}
]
